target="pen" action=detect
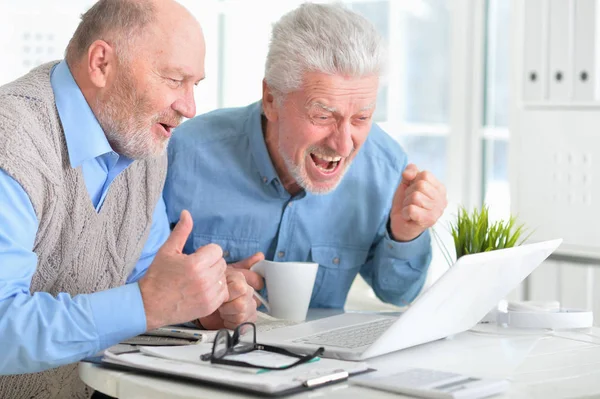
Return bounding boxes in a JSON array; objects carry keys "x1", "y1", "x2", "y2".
[
  {"x1": 303, "y1": 370, "x2": 349, "y2": 387},
  {"x1": 169, "y1": 329, "x2": 202, "y2": 337}
]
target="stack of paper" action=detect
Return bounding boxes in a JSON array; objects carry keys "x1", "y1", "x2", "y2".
[{"x1": 102, "y1": 343, "x2": 369, "y2": 395}]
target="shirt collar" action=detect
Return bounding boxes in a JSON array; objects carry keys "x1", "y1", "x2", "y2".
[
  {"x1": 246, "y1": 101, "x2": 280, "y2": 185},
  {"x1": 50, "y1": 60, "x2": 114, "y2": 168}
]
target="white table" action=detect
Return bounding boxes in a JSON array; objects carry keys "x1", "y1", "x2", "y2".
[{"x1": 80, "y1": 324, "x2": 600, "y2": 399}]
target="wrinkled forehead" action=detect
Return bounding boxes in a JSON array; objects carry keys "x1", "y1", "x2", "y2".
[{"x1": 299, "y1": 73, "x2": 380, "y2": 112}]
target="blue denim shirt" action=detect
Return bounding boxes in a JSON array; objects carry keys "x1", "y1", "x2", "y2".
[{"x1": 164, "y1": 101, "x2": 432, "y2": 309}]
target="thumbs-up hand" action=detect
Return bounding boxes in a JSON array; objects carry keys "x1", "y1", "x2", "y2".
[
  {"x1": 138, "y1": 210, "x2": 229, "y2": 330},
  {"x1": 389, "y1": 164, "x2": 447, "y2": 242}
]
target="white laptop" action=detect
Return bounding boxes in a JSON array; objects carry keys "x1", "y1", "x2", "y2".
[{"x1": 255, "y1": 239, "x2": 562, "y2": 361}]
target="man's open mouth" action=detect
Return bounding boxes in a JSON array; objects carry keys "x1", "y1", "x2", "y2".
[
  {"x1": 159, "y1": 123, "x2": 172, "y2": 132},
  {"x1": 310, "y1": 153, "x2": 342, "y2": 173},
  {"x1": 156, "y1": 123, "x2": 175, "y2": 138}
]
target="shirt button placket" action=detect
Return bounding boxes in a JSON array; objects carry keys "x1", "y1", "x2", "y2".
[{"x1": 276, "y1": 197, "x2": 295, "y2": 262}]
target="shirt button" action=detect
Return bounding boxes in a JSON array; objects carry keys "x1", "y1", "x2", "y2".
[
  {"x1": 333, "y1": 257, "x2": 340, "y2": 265},
  {"x1": 287, "y1": 202, "x2": 293, "y2": 208},
  {"x1": 262, "y1": 176, "x2": 268, "y2": 183},
  {"x1": 223, "y1": 250, "x2": 230, "y2": 258},
  {"x1": 277, "y1": 251, "x2": 285, "y2": 258}
]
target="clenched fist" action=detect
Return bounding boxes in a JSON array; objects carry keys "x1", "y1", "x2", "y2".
[
  {"x1": 389, "y1": 164, "x2": 447, "y2": 242},
  {"x1": 198, "y1": 269, "x2": 258, "y2": 330}
]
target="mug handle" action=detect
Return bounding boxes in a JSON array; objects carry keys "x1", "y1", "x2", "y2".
[
  {"x1": 250, "y1": 261, "x2": 271, "y2": 313},
  {"x1": 252, "y1": 291, "x2": 271, "y2": 313}
]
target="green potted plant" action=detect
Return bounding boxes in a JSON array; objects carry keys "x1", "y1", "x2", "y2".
[
  {"x1": 432, "y1": 205, "x2": 532, "y2": 323},
  {"x1": 435, "y1": 205, "x2": 531, "y2": 267}
]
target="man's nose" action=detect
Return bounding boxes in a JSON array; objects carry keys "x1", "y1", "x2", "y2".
[
  {"x1": 173, "y1": 87, "x2": 196, "y2": 119},
  {"x1": 329, "y1": 121, "x2": 354, "y2": 157}
]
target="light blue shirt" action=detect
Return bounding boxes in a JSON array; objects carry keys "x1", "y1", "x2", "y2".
[
  {"x1": 164, "y1": 102, "x2": 432, "y2": 309},
  {"x1": 0, "y1": 61, "x2": 170, "y2": 374}
]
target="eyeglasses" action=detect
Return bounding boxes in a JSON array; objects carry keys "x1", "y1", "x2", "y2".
[{"x1": 200, "y1": 322, "x2": 324, "y2": 371}]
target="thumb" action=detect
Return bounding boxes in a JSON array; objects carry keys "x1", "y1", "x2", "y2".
[
  {"x1": 393, "y1": 164, "x2": 419, "y2": 204},
  {"x1": 401, "y1": 163, "x2": 419, "y2": 186},
  {"x1": 163, "y1": 210, "x2": 193, "y2": 254},
  {"x1": 392, "y1": 164, "x2": 420, "y2": 222},
  {"x1": 230, "y1": 252, "x2": 265, "y2": 270}
]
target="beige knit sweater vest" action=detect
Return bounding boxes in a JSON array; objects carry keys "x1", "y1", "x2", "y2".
[{"x1": 0, "y1": 63, "x2": 167, "y2": 399}]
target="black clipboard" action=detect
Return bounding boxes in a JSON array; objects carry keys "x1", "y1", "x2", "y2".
[{"x1": 81, "y1": 356, "x2": 374, "y2": 398}]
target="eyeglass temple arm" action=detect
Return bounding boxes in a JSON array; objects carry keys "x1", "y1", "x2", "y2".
[{"x1": 212, "y1": 346, "x2": 325, "y2": 371}]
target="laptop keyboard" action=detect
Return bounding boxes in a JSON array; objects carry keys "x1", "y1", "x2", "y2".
[{"x1": 292, "y1": 318, "x2": 396, "y2": 349}]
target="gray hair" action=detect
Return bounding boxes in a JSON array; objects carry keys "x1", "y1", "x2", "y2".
[
  {"x1": 65, "y1": 0, "x2": 156, "y2": 65},
  {"x1": 265, "y1": 2, "x2": 385, "y2": 98}
]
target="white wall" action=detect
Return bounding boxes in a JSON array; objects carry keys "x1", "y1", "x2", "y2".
[
  {"x1": 529, "y1": 259, "x2": 600, "y2": 316},
  {"x1": 510, "y1": 0, "x2": 600, "y2": 321}
]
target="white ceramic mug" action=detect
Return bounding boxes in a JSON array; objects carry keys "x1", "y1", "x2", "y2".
[{"x1": 250, "y1": 260, "x2": 318, "y2": 321}]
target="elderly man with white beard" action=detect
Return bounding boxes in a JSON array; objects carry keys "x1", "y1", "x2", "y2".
[
  {"x1": 163, "y1": 3, "x2": 448, "y2": 320},
  {"x1": 0, "y1": 1, "x2": 256, "y2": 398}
]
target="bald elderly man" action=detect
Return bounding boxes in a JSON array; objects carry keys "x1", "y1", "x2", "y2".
[{"x1": 0, "y1": 1, "x2": 255, "y2": 398}]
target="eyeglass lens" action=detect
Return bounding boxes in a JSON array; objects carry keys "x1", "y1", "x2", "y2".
[
  {"x1": 213, "y1": 330, "x2": 230, "y2": 359},
  {"x1": 232, "y1": 323, "x2": 255, "y2": 354}
]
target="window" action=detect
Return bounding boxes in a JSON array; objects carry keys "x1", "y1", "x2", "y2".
[
  {"x1": 0, "y1": 1, "x2": 95, "y2": 84},
  {"x1": 386, "y1": 0, "x2": 451, "y2": 186},
  {"x1": 482, "y1": 0, "x2": 511, "y2": 222}
]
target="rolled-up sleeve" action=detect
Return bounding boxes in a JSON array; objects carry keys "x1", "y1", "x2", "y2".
[{"x1": 360, "y1": 228, "x2": 432, "y2": 307}]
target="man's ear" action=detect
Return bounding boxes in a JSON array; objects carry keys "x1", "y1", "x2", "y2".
[
  {"x1": 87, "y1": 40, "x2": 115, "y2": 89},
  {"x1": 262, "y1": 79, "x2": 279, "y2": 122}
]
